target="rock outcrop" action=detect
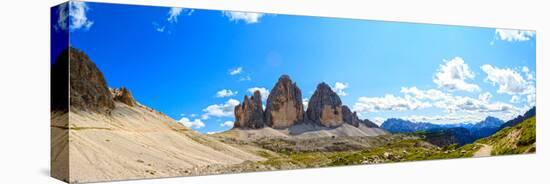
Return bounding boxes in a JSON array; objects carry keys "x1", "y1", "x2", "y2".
[
  {"x1": 265, "y1": 75, "x2": 305, "y2": 129},
  {"x1": 69, "y1": 48, "x2": 115, "y2": 114},
  {"x1": 342, "y1": 105, "x2": 362, "y2": 127},
  {"x1": 234, "y1": 90, "x2": 266, "y2": 129},
  {"x1": 111, "y1": 87, "x2": 136, "y2": 107},
  {"x1": 361, "y1": 119, "x2": 380, "y2": 128},
  {"x1": 306, "y1": 83, "x2": 344, "y2": 127}
]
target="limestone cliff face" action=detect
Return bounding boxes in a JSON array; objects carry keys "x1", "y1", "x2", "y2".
[
  {"x1": 264, "y1": 75, "x2": 305, "y2": 129},
  {"x1": 69, "y1": 48, "x2": 115, "y2": 114},
  {"x1": 306, "y1": 83, "x2": 344, "y2": 127},
  {"x1": 233, "y1": 75, "x2": 376, "y2": 130},
  {"x1": 234, "y1": 91, "x2": 265, "y2": 129}
]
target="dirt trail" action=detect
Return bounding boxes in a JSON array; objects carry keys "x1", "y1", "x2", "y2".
[{"x1": 473, "y1": 144, "x2": 492, "y2": 157}]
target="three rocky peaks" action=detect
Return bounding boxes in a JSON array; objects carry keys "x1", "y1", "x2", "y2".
[{"x1": 234, "y1": 75, "x2": 378, "y2": 129}]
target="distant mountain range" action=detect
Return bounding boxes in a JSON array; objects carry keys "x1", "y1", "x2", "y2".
[{"x1": 380, "y1": 109, "x2": 535, "y2": 146}]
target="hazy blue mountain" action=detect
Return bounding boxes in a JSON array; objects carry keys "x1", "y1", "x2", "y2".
[
  {"x1": 380, "y1": 116, "x2": 506, "y2": 146},
  {"x1": 380, "y1": 118, "x2": 440, "y2": 133}
]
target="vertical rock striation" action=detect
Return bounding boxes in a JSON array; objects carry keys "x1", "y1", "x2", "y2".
[
  {"x1": 234, "y1": 90, "x2": 265, "y2": 129},
  {"x1": 264, "y1": 75, "x2": 305, "y2": 129}
]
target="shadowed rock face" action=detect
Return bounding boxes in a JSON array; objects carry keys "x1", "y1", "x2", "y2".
[
  {"x1": 342, "y1": 105, "x2": 362, "y2": 127},
  {"x1": 69, "y1": 48, "x2": 115, "y2": 114},
  {"x1": 111, "y1": 87, "x2": 136, "y2": 107},
  {"x1": 234, "y1": 91, "x2": 265, "y2": 129},
  {"x1": 265, "y1": 75, "x2": 305, "y2": 129},
  {"x1": 306, "y1": 83, "x2": 344, "y2": 127}
]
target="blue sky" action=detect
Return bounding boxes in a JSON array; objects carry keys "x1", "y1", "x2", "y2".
[{"x1": 54, "y1": 2, "x2": 536, "y2": 134}]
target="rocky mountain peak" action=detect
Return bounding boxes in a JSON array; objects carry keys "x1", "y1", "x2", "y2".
[
  {"x1": 264, "y1": 75, "x2": 305, "y2": 129},
  {"x1": 111, "y1": 87, "x2": 136, "y2": 107},
  {"x1": 69, "y1": 47, "x2": 115, "y2": 114},
  {"x1": 342, "y1": 105, "x2": 362, "y2": 127},
  {"x1": 234, "y1": 91, "x2": 266, "y2": 129},
  {"x1": 306, "y1": 82, "x2": 344, "y2": 127}
]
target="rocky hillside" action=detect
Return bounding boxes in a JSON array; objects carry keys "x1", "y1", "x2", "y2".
[
  {"x1": 477, "y1": 116, "x2": 536, "y2": 155},
  {"x1": 232, "y1": 75, "x2": 383, "y2": 136},
  {"x1": 52, "y1": 48, "x2": 264, "y2": 183},
  {"x1": 69, "y1": 48, "x2": 115, "y2": 114}
]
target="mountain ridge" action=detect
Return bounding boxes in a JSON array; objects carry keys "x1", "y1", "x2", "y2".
[{"x1": 232, "y1": 75, "x2": 384, "y2": 137}]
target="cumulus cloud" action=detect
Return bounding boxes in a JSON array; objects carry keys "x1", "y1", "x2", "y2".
[
  {"x1": 302, "y1": 98, "x2": 309, "y2": 110},
  {"x1": 352, "y1": 94, "x2": 431, "y2": 112},
  {"x1": 358, "y1": 86, "x2": 522, "y2": 122},
  {"x1": 433, "y1": 57, "x2": 479, "y2": 92},
  {"x1": 167, "y1": 8, "x2": 183, "y2": 23},
  {"x1": 401, "y1": 114, "x2": 488, "y2": 124},
  {"x1": 481, "y1": 64, "x2": 533, "y2": 95},
  {"x1": 478, "y1": 92, "x2": 492, "y2": 103},
  {"x1": 201, "y1": 98, "x2": 240, "y2": 120},
  {"x1": 522, "y1": 66, "x2": 535, "y2": 81},
  {"x1": 495, "y1": 29, "x2": 535, "y2": 42},
  {"x1": 229, "y1": 67, "x2": 243, "y2": 75},
  {"x1": 220, "y1": 121, "x2": 234, "y2": 128},
  {"x1": 223, "y1": 11, "x2": 264, "y2": 24},
  {"x1": 332, "y1": 82, "x2": 349, "y2": 96},
  {"x1": 401, "y1": 87, "x2": 449, "y2": 101},
  {"x1": 178, "y1": 117, "x2": 205, "y2": 129},
  {"x1": 247, "y1": 87, "x2": 270, "y2": 101},
  {"x1": 216, "y1": 89, "x2": 237, "y2": 98},
  {"x1": 56, "y1": 2, "x2": 94, "y2": 31}
]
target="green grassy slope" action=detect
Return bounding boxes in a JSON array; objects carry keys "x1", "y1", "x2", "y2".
[{"x1": 477, "y1": 116, "x2": 536, "y2": 155}]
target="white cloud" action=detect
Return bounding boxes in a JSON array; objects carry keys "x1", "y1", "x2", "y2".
[
  {"x1": 167, "y1": 8, "x2": 183, "y2": 23},
  {"x1": 481, "y1": 64, "x2": 532, "y2": 95},
  {"x1": 302, "y1": 98, "x2": 309, "y2": 110},
  {"x1": 206, "y1": 131, "x2": 221, "y2": 135},
  {"x1": 510, "y1": 95, "x2": 520, "y2": 103},
  {"x1": 495, "y1": 29, "x2": 535, "y2": 42},
  {"x1": 229, "y1": 67, "x2": 243, "y2": 75},
  {"x1": 247, "y1": 87, "x2": 269, "y2": 101},
  {"x1": 361, "y1": 86, "x2": 523, "y2": 123},
  {"x1": 522, "y1": 66, "x2": 535, "y2": 81},
  {"x1": 239, "y1": 75, "x2": 252, "y2": 81},
  {"x1": 178, "y1": 117, "x2": 205, "y2": 129},
  {"x1": 352, "y1": 94, "x2": 431, "y2": 112},
  {"x1": 201, "y1": 98, "x2": 240, "y2": 120},
  {"x1": 527, "y1": 93, "x2": 536, "y2": 107},
  {"x1": 401, "y1": 87, "x2": 449, "y2": 101},
  {"x1": 57, "y1": 2, "x2": 94, "y2": 31},
  {"x1": 223, "y1": 11, "x2": 264, "y2": 24},
  {"x1": 433, "y1": 57, "x2": 479, "y2": 92},
  {"x1": 216, "y1": 89, "x2": 237, "y2": 98},
  {"x1": 401, "y1": 114, "x2": 486, "y2": 124},
  {"x1": 332, "y1": 82, "x2": 349, "y2": 96},
  {"x1": 478, "y1": 92, "x2": 492, "y2": 103},
  {"x1": 220, "y1": 121, "x2": 234, "y2": 128}
]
